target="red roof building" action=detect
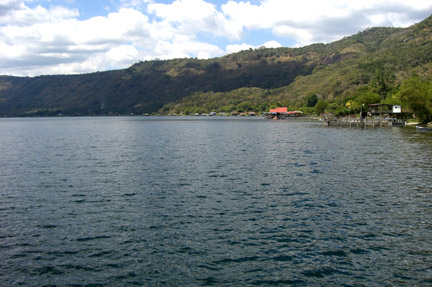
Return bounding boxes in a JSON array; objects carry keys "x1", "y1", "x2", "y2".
[{"x1": 269, "y1": 107, "x2": 288, "y2": 114}]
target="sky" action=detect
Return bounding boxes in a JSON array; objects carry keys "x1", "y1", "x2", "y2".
[{"x1": 0, "y1": 0, "x2": 431, "y2": 76}]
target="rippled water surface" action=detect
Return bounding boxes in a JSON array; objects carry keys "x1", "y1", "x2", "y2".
[{"x1": 0, "y1": 117, "x2": 431, "y2": 286}]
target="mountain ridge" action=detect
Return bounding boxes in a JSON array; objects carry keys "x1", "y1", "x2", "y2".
[{"x1": 0, "y1": 14, "x2": 431, "y2": 116}]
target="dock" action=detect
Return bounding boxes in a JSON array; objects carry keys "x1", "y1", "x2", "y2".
[{"x1": 325, "y1": 119, "x2": 406, "y2": 128}]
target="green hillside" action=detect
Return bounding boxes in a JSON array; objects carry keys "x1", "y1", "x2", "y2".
[
  {"x1": 0, "y1": 14, "x2": 431, "y2": 118},
  {"x1": 162, "y1": 15, "x2": 432, "y2": 118}
]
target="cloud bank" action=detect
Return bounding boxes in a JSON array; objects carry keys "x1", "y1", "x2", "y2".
[{"x1": 0, "y1": 0, "x2": 431, "y2": 76}]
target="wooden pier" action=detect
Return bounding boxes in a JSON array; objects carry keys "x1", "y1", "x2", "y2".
[{"x1": 325, "y1": 119, "x2": 406, "y2": 128}]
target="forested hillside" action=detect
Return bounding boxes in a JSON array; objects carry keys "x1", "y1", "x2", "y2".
[{"x1": 0, "y1": 14, "x2": 431, "y2": 117}]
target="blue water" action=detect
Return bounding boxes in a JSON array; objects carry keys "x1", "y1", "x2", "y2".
[{"x1": 0, "y1": 117, "x2": 431, "y2": 286}]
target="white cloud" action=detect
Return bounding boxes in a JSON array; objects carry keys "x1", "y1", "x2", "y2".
[
  {"x1": 0, "y1": 2, "x2": 79, "y2": 25},
  {"x1": 106, "y1": 45, "x2": 139, "y2": 63},
  {"x1": 225, "y1": 40, "x2": 281, "y2": 54},
  {"x1": 226, "y1": 43, "x2": 253, "y2": 54},
  {"x1": 148, "y1": 0, "x2": 243, "y2": 40},
  {"x1": 222, "y1": 0, "x2": 432, "y2": 46},
  {"x1": 0, "y1": 2, "x2": 225, "y2": 75},
  {"x1": 152, "y1": 35, "x2": 223, "y2": 60},
  {"x1": 0, "y1": 0, "x2": 431, "y2": 76},
  {"x1": 73, "y1": 8, "x2": 150, "y2": 44},
  {"x1": 262, "y1": 40, "x2": 281, "y2": 48}
]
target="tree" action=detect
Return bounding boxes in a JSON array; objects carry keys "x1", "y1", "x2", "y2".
[
  {"x1": 237, "y1": 101, "x2": 252, "y2": 112},
  {"x1": 356, "y1": 92, "x2": 381, "y2": 106},
  {"x1": 371, "y1": 64, "x2": 396, "y2": 101},
  {"x1": 314, "y1": 99, "x2": 328, "y2": 115},
  {"x1": 306, "y1": 94, "x2": 318, "y2": 107},
  {"x1": 397, "y1": 76, "x2": 431, "y2": 123}
]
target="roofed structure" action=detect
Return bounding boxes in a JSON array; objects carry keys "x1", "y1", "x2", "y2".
[{"x1": 269, "y1": 107, "x2": 288, "y2": 114}]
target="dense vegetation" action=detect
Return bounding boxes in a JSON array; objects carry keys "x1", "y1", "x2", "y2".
[{"x1": 0, "y1": 15, "x2": 431, "y2": 120}]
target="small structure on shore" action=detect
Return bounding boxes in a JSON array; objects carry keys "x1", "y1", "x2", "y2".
[
  {"x1": 368, "y1": 103, "x2": 402, "y2": 116},
  {"x1": 325, "y1": 103, "x2": 407, "y2": 128},
  {"x1": 267, "y1": 107, "x2": 303, "y2": 119},
  {"x1": 269, "y1": 107, "x2": 288, "y2": 119}
]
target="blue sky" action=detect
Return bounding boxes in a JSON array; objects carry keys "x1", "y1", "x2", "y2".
[{"x1": 0, "y1": 0, "x2": 431, "y2": 76}]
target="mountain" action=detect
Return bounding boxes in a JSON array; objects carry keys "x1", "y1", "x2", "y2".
[{"x1": 1, "y1": 14, "x2": 431, "y2": 117}]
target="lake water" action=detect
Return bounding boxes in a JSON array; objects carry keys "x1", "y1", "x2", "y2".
[{"x1": 0, "y1": 116, "x2": 431, "y2": 286}]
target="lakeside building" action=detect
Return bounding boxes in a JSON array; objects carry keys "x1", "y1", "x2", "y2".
[{"x1": 267, "y1": 107, "x2": 303, "y2": 119}]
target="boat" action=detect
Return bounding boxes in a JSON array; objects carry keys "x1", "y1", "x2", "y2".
[{"x1": 416, "y1": 125, "x2": 432, "y2": 131}]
